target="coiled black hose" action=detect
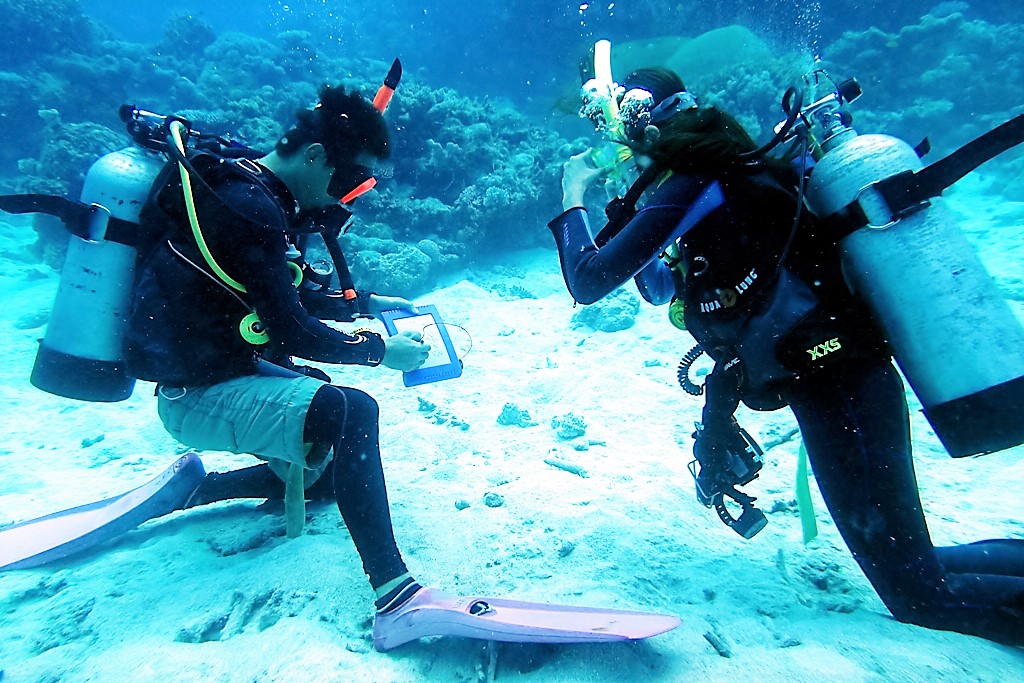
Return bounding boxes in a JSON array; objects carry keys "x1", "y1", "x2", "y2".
[{"x1": 677, "y1": 344, "x2": 706, "y2": 396}]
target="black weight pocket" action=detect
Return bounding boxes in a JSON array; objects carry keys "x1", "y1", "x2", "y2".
[
  {"x1": 775, "y1": 282, "x2": 888, "y2": 377},
  {"x1": 685, "y1": 267, "x2": 820, "y2": 410}
]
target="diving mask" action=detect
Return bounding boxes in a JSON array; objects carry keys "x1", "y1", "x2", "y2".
[
  {"x1": 579, "y1": 77, "x2": 625, "y2": 133},
  {"x1": 580, "y1": 83, "x2": 698, "y2": 140},
  {"x1": 618, "y1": 88, "x2": 655, "y2": 138}
]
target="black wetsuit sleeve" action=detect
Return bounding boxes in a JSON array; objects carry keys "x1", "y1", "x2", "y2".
[
  {"x1": 241, "y1": 244, "x2": 385, "y2": 365},
  {"x1": 547, "y1": 196, "x2": 689, "y2": 304},
  {"x1": 211, "y1": 184, "x2": 385, "y2": 366},
  {"x1": 634, "y1": 259, "x2": 676, "y2": 305}
]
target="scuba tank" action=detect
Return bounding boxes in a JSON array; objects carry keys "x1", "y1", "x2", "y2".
[
  {"x1": 30, "y1": 146, "x2": 165, "y2": 401},
  {"x1": 3, "y1": 61, "x2": 405, "y2": 405},
  {"x1": 799, "y1": 69, "x2": 1024, "y2": 457},
  {"x1": 0, "y1": 106, "x2": 234, "y2": 402}
]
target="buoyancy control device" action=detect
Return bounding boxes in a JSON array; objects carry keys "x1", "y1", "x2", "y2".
[
  {"x1": 794, "y1": 65, "x2": 1024, "y2": 457},
  {"x1": 0, "y1": 60, "x2": 405, "y2": 404}
]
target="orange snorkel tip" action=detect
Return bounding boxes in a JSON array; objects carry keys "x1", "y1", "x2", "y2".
[
  {"x1": 338, "y1": 59, "x2": 398, "y2": 207},
  {"x1": 340, "y1": 177, "x2": 377, "y2": 204},
  {"x1": 372, "y1": 58, "x2": 403, "y2": 113}
]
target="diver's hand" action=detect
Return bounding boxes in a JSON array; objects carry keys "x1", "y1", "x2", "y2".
[
  {"x1": 692, "y1": 432, "x2": 735, "y2": 508},
  {"x1": 691, "y1": 421, "x2": 762, "y2": 507},
  {"x1": 561, "y1": 150, "x2": 607, "y2": 211},
  {"x1": 382, "y1": 330, "x2": 430, "y2": 372},
  {"x1": 369, "y1": 294, "x2": 417, "y2": 317}
]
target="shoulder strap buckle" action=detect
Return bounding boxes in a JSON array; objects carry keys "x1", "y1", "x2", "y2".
[{"x1": 233, "y1": 158, "x2": 264, "y2": 177}]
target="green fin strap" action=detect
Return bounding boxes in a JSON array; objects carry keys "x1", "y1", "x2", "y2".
[
  {"x1": 795, "y1": 440, "x2": 818, "y2": 543},
  {"x1": 284, "y1": 462, "x2": 306, "y2": 539}
]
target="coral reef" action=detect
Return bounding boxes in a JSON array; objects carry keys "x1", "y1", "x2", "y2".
[
  {"x1": 340, "y1": 234, "x2": 460, "y2": 297},
  {"x1": 823, "y1": 9, "x2": 1024, "y2": 155},
  {"x1": 550, "y1": 413, "x2": 587, "y2": 440},
  {"x1": 570, "y1": 287, "x2": 640, "y2": 333},
  {"x1": 363, "y1": 81, "x2": 569, "y2": 256},
  {"x1": 4, "y1": 6, "x2": 1023, "y2": 283},
  {"x1": 157, "y1": 13, "x2": 217, "y2": 65},
  {"x1": 1, "y1": 0, "x2": 95, "y2": 68},
  {"x1": 416, "y1": 396, "x2": 470, "y2": 430},
  {"x1": 1, "y1": 18, "x2": 572, "y2": 287},
  {"x1": 496, "y1": 403, "x2": 538, "y2": 428}
]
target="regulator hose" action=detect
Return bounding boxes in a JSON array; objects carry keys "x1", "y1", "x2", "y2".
[
  {"x1": 737, "y1": 86, "x2": 804, "y2": 161},
  {"x1": 677, "y1": 344, "x2": 706, "y2": 396}
]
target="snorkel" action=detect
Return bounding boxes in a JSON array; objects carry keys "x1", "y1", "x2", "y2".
[
  {"x1": 337, "y1": 58, "x2": 403, "y2": 205},
  {"x1": 580, "y1": 40, "x2": 627, "y2": 142},
  {"x1": 372, "y1": 58, "x2": 402, "y2": 114},
  {"x1": 579, "y1": 40, "x2": 635, "y2": 193}
]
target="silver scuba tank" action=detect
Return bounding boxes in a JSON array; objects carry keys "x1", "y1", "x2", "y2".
[
  {"x1": 31, "y1": 146, "x2": 165, "y2": 402},
  {"x1": 805, "y1": 119, "x2": 1024, "y2": 457}
]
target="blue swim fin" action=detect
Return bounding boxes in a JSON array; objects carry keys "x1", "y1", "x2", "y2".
[{"x1": 0, "y1": 452, "x2": 206, "y2": 571}]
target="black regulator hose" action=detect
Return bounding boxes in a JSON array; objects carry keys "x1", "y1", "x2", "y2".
[
  {"x1": 737, "y1": 86, "x2": 804, "y2": 161},
  {"x1": 677, "y1": 344, "x2": 706, "y2": 396}
]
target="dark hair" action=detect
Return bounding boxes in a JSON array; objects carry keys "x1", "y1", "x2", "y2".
[
  {"x1": 622, "y1": 67, "x2": 768, "y2": 174},
  {"x1": 276, "y1": 84, "x2": 390, "y2": 164},
  {"x1": 646, "y1": 107, "x2": 763, "y2": 173},
  {"x1": 622, "y1": 68, "x2": 685, "y2": 107}
]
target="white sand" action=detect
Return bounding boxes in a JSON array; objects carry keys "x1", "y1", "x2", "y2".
[{"x1": 0, "y1": 192, "x2": 1022, "y2": 681}]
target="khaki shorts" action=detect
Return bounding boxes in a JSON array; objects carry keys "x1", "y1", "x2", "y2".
[{"x1": 157, "y1": 373, "x2": 332, "y2": 486}]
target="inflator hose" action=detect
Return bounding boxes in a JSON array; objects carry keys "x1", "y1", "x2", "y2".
[
  {"x1": 167, "y1": 121, "x2": 248, "y2": 293},
  {"x1": 737, "y1": 86, "x2": 804, "y2": 161}
]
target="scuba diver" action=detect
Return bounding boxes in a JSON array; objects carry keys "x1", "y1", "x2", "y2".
[
  {"x1": 125, "y1": 82, "x2": 434, "y2": 627},
  {"x1": 0, "y1": 69, "x2": 682, "y2": 651},
  {"x1": 4, "y1": 81, "x2": 436, "y2": 640},
  {"x1": 548, "y1": 61, "x2": 1024, "y2": 645}
]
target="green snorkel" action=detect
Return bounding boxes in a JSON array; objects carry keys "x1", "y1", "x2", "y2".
[
  {"x1": 168, "y1": 120, "x2": 303, "y2": 345},
  {"x1": 580, "y1": 40, "x2": 635, "y2": 190}
]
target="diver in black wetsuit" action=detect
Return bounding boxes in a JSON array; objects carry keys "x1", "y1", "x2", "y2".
[
  {"x1": 3, "y1": 79, "x2": 688, "y2": 651},
  {"x1": 126, "y1": 84, "x2": 428, "y2": 616},
  {"x1": 548, "y1": 67, "x2": 1024, "y2": 645}
]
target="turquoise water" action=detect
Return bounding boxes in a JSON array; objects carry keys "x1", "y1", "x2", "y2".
[{"x1": 1, "y1": 1, "x2": 1022, "y2": 680}]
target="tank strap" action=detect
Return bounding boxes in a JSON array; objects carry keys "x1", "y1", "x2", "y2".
[
  {"x1": 595, "y1": 165, "x2": 664, "y2": 247},
  {"x1": 826, "y1": 113, "x2": 1024, "y2": 237},
  {"x1": 0, "y1": 194, "x2": 138, "y2": 246}
]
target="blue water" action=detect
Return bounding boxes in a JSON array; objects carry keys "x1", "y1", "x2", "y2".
[
  {"x1": 74, "y1": 1, "x2": 1024, "y2": 115},
  {"x1": 1, "y1": 1, "x2": 1024, "y2": 680}
]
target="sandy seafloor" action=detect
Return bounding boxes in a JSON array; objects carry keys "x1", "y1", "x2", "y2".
[{"x1": 0, "y1": 183, "x2": 1022, "y2": 682}]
